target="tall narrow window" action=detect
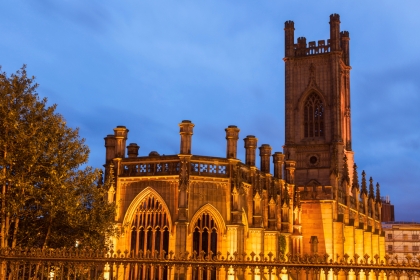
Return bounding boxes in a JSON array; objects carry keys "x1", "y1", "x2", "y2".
[
  {"x1": 310, "y1": 236, "x2": 319, "y2": 254},
  {"x1": 130, "y1": 195, "x2": 170, "y2": 280},
  {"x1": 304, "y1": 92, "x2": 324, "y2": 138},
  {"x1": 193, "y1": 213, "x2": 218, "y2": 280}
]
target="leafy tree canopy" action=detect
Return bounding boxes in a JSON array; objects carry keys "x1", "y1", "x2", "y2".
[{"x1": 0, "y1": 66, "x2": 117, "y2": 249}]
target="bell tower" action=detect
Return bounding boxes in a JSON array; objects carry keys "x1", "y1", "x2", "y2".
[{"x1": 283, "y1": 14, "x2": 353, "y2": 194}]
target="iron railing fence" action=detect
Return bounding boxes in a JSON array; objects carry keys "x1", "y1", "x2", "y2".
[{"x1": 2, "y1": 247, "x2": 420, "y2": 280}]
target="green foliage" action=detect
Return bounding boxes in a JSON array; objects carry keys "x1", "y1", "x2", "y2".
[
  {"x1": 278, "y1": 234, "x2": 286, "y2": 254},
  {"x1": 0, "y1": 66, "x2": 117, "y2": 249}
]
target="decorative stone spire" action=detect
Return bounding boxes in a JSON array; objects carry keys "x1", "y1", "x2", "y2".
[
  {"x1": 376, "y1": 183, "x2": 381, "y2": 203},
  {"x1": 360, "y1": 170, "x2": 368, "y2": 197},
  {"x1": 342, "y1": 155, "x2": 350, "y2": 185},
  {"x1": 282, "y1": 183, "x2": 291, "y2": 207},
  {"x1": 97, "y1": 169, "x2": 104, "y2": 187},
  {"x1": 368, "y1": 177, "x2": 375, "y2": 200},
  {"x1": 106, "y1": 162, "x2": 115, "y2": 203},
  {"x1": 352, "y1": 163, "x2": 359, "y2": 191},
  {"x1": 295, "y1": 191, "x2": 301, "y2": 209}
]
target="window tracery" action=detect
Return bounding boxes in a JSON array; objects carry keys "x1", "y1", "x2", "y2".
[
  {"x1": 304, "y1": 92, "x2": 324, "y2": 138},
  {"x1": 130, "y1": 195, "x2": 170, "y2": 279},
  {"x1": 192, "y1": 212, "x2": 218, "y2": 280}
]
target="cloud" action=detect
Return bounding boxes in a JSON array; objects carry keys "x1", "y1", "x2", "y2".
[{"x1": 2, "y1": 1, "x2": 420, "y2": 221}]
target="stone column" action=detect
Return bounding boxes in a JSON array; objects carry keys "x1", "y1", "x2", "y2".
[
  {"x1": 259, "y1": 144, "x2": 272, "y2": 173},
  {"x1": 329, "y1": 13, "x2": 341, "y2": 51},
  {"x1": 177, "y1": 121, "x2": 194, "y2": 259},
  {"x1": 284, "y1": 20, "x2": 295, "y2": 57},
  {"x1": 285, "y1": 160, "x2": 296, "y2": 185},
  {"x1": 340, "y1": 30, "x2": 350, "y2": 65},
  {"x1": 113, "y1": 126, "x2": 129, "y2": 158},
  {"x1": 104, "y1": 134, "x2": 116, "y2": 163},
  {"x1": 225, "y1": 125, "x2": 240, "y2": 159},
  {"x1": 244, "y1": 135, "x2": 258, "y2": 166},
  {"x1": 273, "y1": 152, "x2": 285, "y2": 180},
  {"x1": 179, "y1": 120, "x2": 194, "y2": 154},
  {"x1": 127, "y1": 143, "x2": 139, "y2": 158}
]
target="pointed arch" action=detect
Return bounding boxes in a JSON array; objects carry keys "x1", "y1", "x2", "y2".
[
  {"x1": 302, "y1": 91, "x2": 325, "y2": 138},
  {"x1": 305, "y1": 179, "x2": 322, "y2": 186},
  {"x1": 123, "y1": 187, "x2": 173, "y2": 233},
  {"x1": 190, "y1": 203, "x2": 225, "y2": 280},
  {"x1": 123, "y1": 187, "x2": 172, "y2": 280},
  {"x1": 296, "y1": 84, "x2": 328, "y2": 109},
  {"x1": 189, "y1": 203, "x2": 226, "y2": 235}
]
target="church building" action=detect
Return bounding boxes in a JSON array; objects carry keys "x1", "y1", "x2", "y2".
[{"x1": 103, "y1": 14, "x2": 385, "y2": 279}]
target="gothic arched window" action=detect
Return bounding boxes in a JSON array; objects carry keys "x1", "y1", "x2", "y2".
[
  {"x1": 304, "y1": 92, "x2": 324, "y2": 138},
  {"x1": 130, "y1": 195, "x2": 170, "y2": 279},
  {"x1": 192, "y1": 213, "x2": 218, "y2": 280}
]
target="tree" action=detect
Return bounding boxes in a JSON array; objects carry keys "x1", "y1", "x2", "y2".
[{"x1": 0, "y1": 66, "x2": 117, "y2": 249}]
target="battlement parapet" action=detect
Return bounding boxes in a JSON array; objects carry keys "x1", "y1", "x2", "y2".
[
  {"x1": 341, "y1": 30, "x2": 350, "y2": 38},
  {"x1": 118, "y1": 154, "x2": 286, "y2": 186},
  {"x1": 286, "y1": 14, "x2": 350, "y2": 59},
  {"x1": 294, "y1": 39, "x2": 331, "y2": 57},
  {"x1": 330, "y1": 13, "x2": 340, "y2": 22},
  {"x1": 284, "y1": 20, "x2": 294, "y2": 29}
]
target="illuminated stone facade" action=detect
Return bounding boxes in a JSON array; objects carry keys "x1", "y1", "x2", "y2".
[{"x1": 103, "y1": 14, "x2": 385, "y2": 279}]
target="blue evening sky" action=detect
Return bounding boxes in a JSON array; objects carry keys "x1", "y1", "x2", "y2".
[{"x1": 1, "y1": 1, "x2": 419, "y2": 222}]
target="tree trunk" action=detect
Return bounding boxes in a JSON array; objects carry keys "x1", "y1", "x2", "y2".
[
  {"x1": 11, "y1": 216, "x2": 19, "y2": 248},
  {"x1": 0, "y1": 183, "x2": 5, "y2": 249},
  {"x1": 43, "y1": 215, "x2": 53, "y2": 248},
  {"x1": 11, "y1": 187, "x2": 25, "y2": 248},
  {"x1": 4, "y1": 213, "x2": 9, "y2": 248},
  {"x1": 1, "y1": 146, "x2": 6, "y2": 249}
]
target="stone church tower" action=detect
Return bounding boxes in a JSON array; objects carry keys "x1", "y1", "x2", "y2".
[
  {"x1": 283, "y1": 14, "x2": 383, "y2": 259},
  {"x1": 283, "y1": 13, "x2": 352, "y2": 190}
]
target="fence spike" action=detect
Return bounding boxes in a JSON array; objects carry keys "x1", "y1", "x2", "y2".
[
  {"x1": 259, "y1": 252, "x2": 264, "y2": 262},
  {"x1": 250, "y1": 252, "x2": 256, "y2": 261}
]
